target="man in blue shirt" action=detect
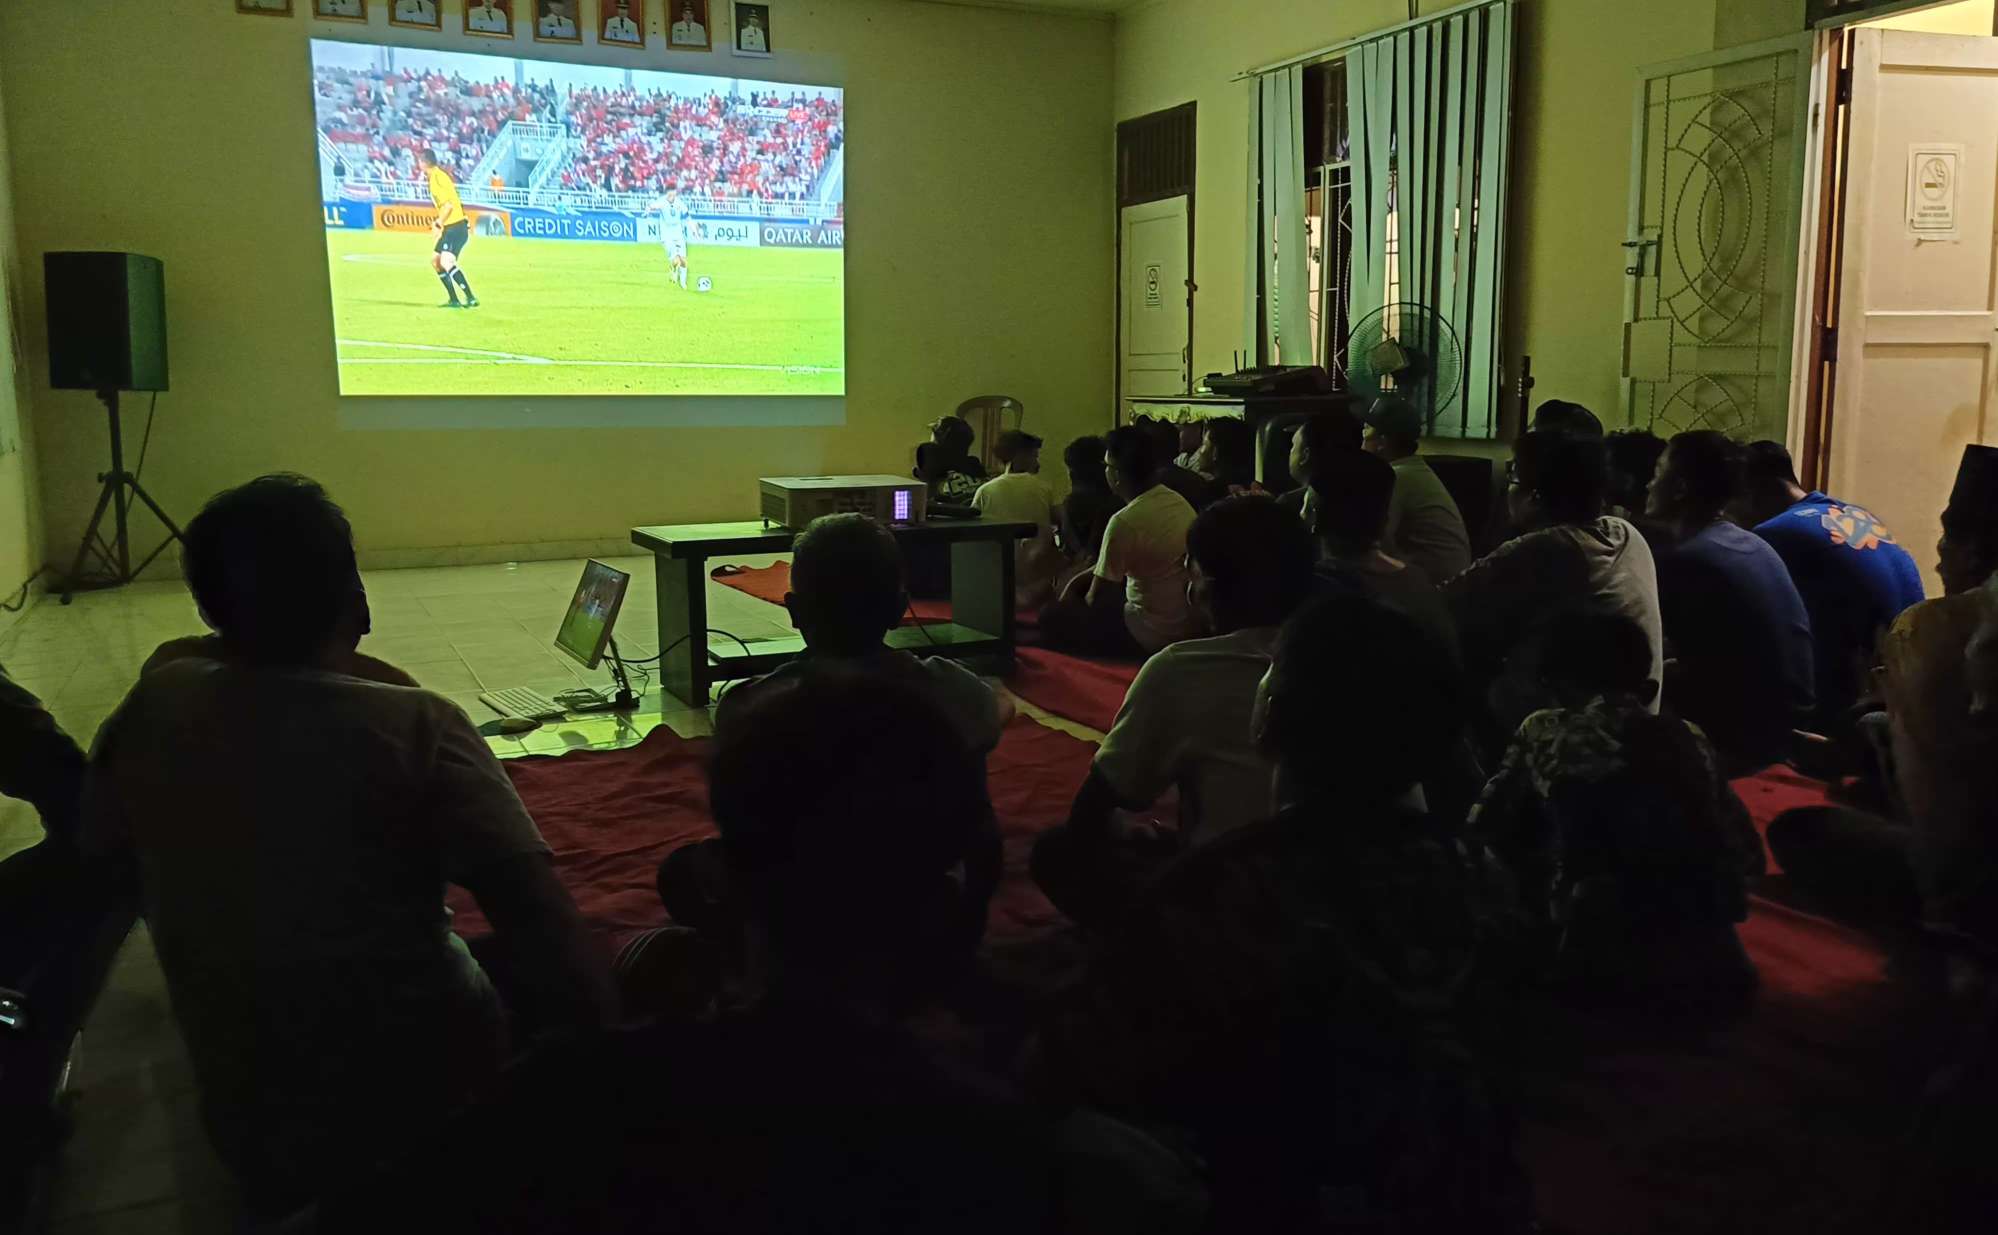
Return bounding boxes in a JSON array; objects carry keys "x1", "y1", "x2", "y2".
[
  {"x1": 1736, "y1": 441, "x2": 1925, "y2": 727},
  {"x1": 1648, "y1": 431, "x2": 1816, "y2": 771}
]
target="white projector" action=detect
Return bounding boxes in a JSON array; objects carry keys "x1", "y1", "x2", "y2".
[{"x1": 759, "y1": 475, "x2": 929, "y2": 530}]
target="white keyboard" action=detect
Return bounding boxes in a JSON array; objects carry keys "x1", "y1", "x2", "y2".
[{"x1": 478, "y1": 687, "x2": 567, "y2": 721}]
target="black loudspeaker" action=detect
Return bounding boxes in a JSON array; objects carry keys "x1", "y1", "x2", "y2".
[{"x1": 43, "y1": 251, "x2": 168, "y2": 393}]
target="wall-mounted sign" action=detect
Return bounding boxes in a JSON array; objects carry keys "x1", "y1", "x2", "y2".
[{"x1": 1907, "y1": 144, "x2": 1963, "y2": 239}]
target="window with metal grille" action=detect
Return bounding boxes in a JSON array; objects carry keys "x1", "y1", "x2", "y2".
[
  {"x1": 1304, "y1": 60, "x2": 1354, "y2": 379},
  {"x1": 1117, "y1": 103, "x2": 1195, "y2": 207}
]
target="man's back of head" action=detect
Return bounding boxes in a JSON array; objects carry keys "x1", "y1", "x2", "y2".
[
  {"x1": 1652, "y1": 430, "x2": 1740, "y2": 529},
  {"x1": 1308, "y1": 448, "x2": 1397, "y2": 558},
  {"x1": 1064, "y1": 434, "x2": 1110, "y2": 491},
  {"x1": 183, "y1": 474, "x2": 362, "y2": 666},
  {"x1": 1185, "y1": 494, "x2": 1318, "y2": 633},
  {"x1": 1259, "y1": 593, "x2": 1463, "y2": 806},
  {"x1": 708, "y1": 670, "x2": 987, "y2": 1004},
  {"x1": 1103, "y1": 424, "x2": 1163, "y2": 499},
  {"x1": 1511, "y1": 431, "x2": 1608, "y2": 528},
  {"x1": 1736, "y1": 439, "x2": 1806, "y2": 526},
  {"x1": 1531, "y1": 400, "x2": 1605, "y2": 440},
  {"x1": 786, "y1": 514, "x2": 905, "y2": 656}
]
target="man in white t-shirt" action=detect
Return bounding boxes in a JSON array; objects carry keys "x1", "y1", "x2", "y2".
[
  {"x1": 394, "y1": 0, "x2": 439, "y2": 26},
  {"x1": 467, "y1": 0, "x2": 511, "y2": 34},
  {"x1": 972, "y1": 429, "x2": 1059, "y2": 606},
  {"x1": 603, "y1": 0, "x2": 641, "y2": 43},
  {"x1": 670, "y1": 1, "x2": 708, "y2": 45},
  {"x1": 1032, "y1": 495, "x2": 1319, "y2": 925},
  {"x1": 82, "y1": 476, "x2": 615, "y2": 1217},
  {"x1": 537, "y1": 0, "x2": 577, "y2": 38},
  {"x1": 1041, "y1": 424, "x2": 1198, "y2": 656}
]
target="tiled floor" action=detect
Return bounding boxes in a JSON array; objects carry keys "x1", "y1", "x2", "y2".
[{"x1": 0, "y1": 551, "x2": 819, "y2": 1233}]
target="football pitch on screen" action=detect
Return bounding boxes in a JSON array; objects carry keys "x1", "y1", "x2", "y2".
[{"x1": 326, "y1": 229, "x2": 846, "y2": 397}]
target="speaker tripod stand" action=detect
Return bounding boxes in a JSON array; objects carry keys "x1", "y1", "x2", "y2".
[{"x1": 59, "y1": 389, "x2": 182, "y2": 605}]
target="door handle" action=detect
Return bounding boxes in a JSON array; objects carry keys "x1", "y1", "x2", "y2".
[{"x1": 1622, "y1": 238, "x2": 1658, "y2": 278}]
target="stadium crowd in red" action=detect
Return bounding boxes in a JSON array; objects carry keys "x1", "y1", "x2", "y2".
[
  {"x1": 559, "y1": 86, "x2": 841, "y2": 203},
  {"x1": 315, "y1": 67, "x2": 560, "y2": 186},
  {"x1": 315, "y1": 67, "x2": 842, "y2": 205}
]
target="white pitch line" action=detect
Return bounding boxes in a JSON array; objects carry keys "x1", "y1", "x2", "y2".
[{"x1": 336, "y1": 338, "x2": 554, "y2": 364}]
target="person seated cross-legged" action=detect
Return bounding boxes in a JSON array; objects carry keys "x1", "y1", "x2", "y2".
[
  {"x1": 82, "y1": 475, "x2": 616, "y2": 1220},
  {"x1": 1031, "y1": 495, "x2": 1317, "y2": 928},
  {"x1": 323, "y1": 673, "x2": 1064, "y2": 1235},
  {"x1": 1038, "y1": 594, "x2": 1530, "y2": 1233},
  {"x1": 1039, "y1": 425, "x2": 1199, "y2": 658},
  {"x1": 1647, "y1": 431, "x2": 1816, "y2": 772},
  {"x1": 654, "y1": 513, "x2": 1008, "y2": 970},
  {"x1": 1470, "y1": 611, "x2": 1761, "y2": 1011}
]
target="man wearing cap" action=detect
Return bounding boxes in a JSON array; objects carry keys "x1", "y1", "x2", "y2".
[{"x1": 1360, "y1": 396, "x2": 1473, "y2": 584}]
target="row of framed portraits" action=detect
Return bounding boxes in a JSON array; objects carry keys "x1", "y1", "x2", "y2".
[{"x1": 235, "y1": 1, "x2": 775, "y2": 57}]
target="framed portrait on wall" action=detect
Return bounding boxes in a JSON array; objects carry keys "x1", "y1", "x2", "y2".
[
  {"x1": 389, "y1": 0, "x2": 442, "y2": 30},
  {"x1": 601, "y1": 0, "x2": 645, "y2": 48},
  {"x1": 667, "y1": 0, "x2": 710, "y2": 51},
  {"x1": 236, "y1": 0, "x2": 294, "y2": 16},
  {"x1": 534, "y1": 0, "x2": 584, "y2": 42},
  {"x1": 732, "y1": 1, "x2": 770, "y2": 57},
  {"x1": 313, "y1": 0, "x2": 365, "y2": 20},
  {"x1": 465, "y1": 0, "x2": 515, "y2": 37}
]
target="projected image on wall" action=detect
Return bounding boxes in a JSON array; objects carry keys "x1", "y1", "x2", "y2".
[{"x1": 311, "y1": 39, "x2": 845, "y2": 397}]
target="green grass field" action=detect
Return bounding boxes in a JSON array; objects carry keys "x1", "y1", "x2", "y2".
[{"x1": 326, "y1": 229, "x2": 845, "y2": 397}]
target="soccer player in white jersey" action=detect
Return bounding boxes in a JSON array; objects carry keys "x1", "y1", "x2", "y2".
[{"x1": 648, "y1": 185, "x2": 694, "y2": 291}]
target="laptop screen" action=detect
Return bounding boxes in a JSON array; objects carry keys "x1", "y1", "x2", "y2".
[{"x1": 553, "y1": 560, "x2": 631, "y2": 669}]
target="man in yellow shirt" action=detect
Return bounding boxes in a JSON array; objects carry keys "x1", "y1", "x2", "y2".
[{"x1": 423, "y1": 150, "x2": 478, "y2": 309}]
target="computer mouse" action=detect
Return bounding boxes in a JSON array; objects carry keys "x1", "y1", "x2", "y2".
[{"x1": 479, "y1": 716, "x2": 542, "y2": 737}]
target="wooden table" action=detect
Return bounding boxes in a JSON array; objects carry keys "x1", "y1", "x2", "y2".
[{"x1": 630, "y1": 519, "x2": 1036, "y2": 706}]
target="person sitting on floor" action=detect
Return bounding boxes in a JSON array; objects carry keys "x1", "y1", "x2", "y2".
[
  {"x1": 326, "y1": 673, "x2": 1063, "y2": 1235},
  {"x1": 1772, "y1": 446, "x2": 1998, "y2": 940},
  {"x1": 1605, "y1": 428, "x2": 1669, "y2": 526},
  {"x1": 1039, "y1": 593, "x2": 1528, "y2": 1233},
  {"x1": 1361, "y1": 395, "x2": 1474, "y2": 583},
  {"x1": 1276, "y1": 408, "x2": 1364, "y2": 519},
  {"x1": 1031, "y1": 495, "x2": 1317, "y2": 927},
  {"x1": 1443, "y1": 431, "x2": 1664, "y2": 739},
  {"x1": 1056, "y1": 433, "x2": 1122, "y2": 560},
  {"x1": 972, "y1": 429, "x2": 1062, "y2": 608},
  {"x1": 1311, "y1": 446, "x2": 1460, "y2": 666},
  {"x1": 1735, "y1": 439, "x2": 1924, "y2": 729},
  {"x1": 1136, "y1": 415, "x2": 1215, "y2": 511},
  {"x1": 81, "y1": 474, "x2": 616, "y2": 1219},
  {"x1": 1198, "y1": 417, "x2": 1260, "y2": 497},
  {"x1": 1532, "y1": 399, "x2": 1605, "y2": 439},
  {"x1": 913, "y1": 413, "x2": 988, "y2": 509},
  {"x1": 662, "y1": 514, "x2": 1009, "y2": 958},
  {"x1": 1040, "y1": 425, "x2": 1199, "y2": 657},
  {"x1": 1470, "y1": 611, "x2": 1760, "y2": 1009},
  {"x1": 1647, "y1": 431, "x2": 1816, "y2": 771}
]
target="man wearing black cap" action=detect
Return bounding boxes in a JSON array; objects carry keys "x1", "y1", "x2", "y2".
[{"x1": 1360, "y1": 396, "x2": 1473, "y2": 583}]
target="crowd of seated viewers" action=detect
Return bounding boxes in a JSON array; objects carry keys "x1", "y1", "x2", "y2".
[
  {"x1": 316, "y1": 66, "x2": 841, "y2": 204},
  {"x1": 7, "y1": 401, "x2": 1998, "y2": 1230}
]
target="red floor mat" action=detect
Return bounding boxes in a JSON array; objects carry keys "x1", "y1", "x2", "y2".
[
  {"x1": 711, "y1": 562, "x2": 953, "y2": 623},
  {"x1": 1006, "y1": 646, "x2": 1140, "y2": 732},
  {"x1": 451, "y1": 714, "x2": 1094, "y2": 950}
]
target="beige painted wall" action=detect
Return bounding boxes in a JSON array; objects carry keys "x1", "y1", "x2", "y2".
[
  {"x1": 1113, "y1": 0, "x2": 1824, "y2": 438},
  {"x1": 0, "y1": 53, "x2": 44, "y2": 627},
  {"x1": 1, "y1": 1, "x2": 1113, "y2": 567},
  {"x1": 1863, "y1": 0, "x2": 1996, "y2": 34}
]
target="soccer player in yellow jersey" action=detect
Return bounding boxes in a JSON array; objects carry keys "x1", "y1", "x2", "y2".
[{"x1": 422, "y1": 150, "x2": 479, "y2": 308}]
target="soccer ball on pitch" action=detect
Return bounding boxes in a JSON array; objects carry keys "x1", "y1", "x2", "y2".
[{"x1": 695, "y1": 276, "x2": 713, "y2": 293}]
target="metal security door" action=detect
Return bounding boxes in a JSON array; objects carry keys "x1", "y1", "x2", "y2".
[{"x1": 1622, "y1": 35, "x2": 1813, "y2": 439}]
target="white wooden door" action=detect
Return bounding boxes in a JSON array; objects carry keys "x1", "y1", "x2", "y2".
[
  {"x1": 1832, "y1": 28, "x2": 1998, "y2": 590},
  {"x1": 1121, "y1": 195, "x2": 1191, "y2": 398}
]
